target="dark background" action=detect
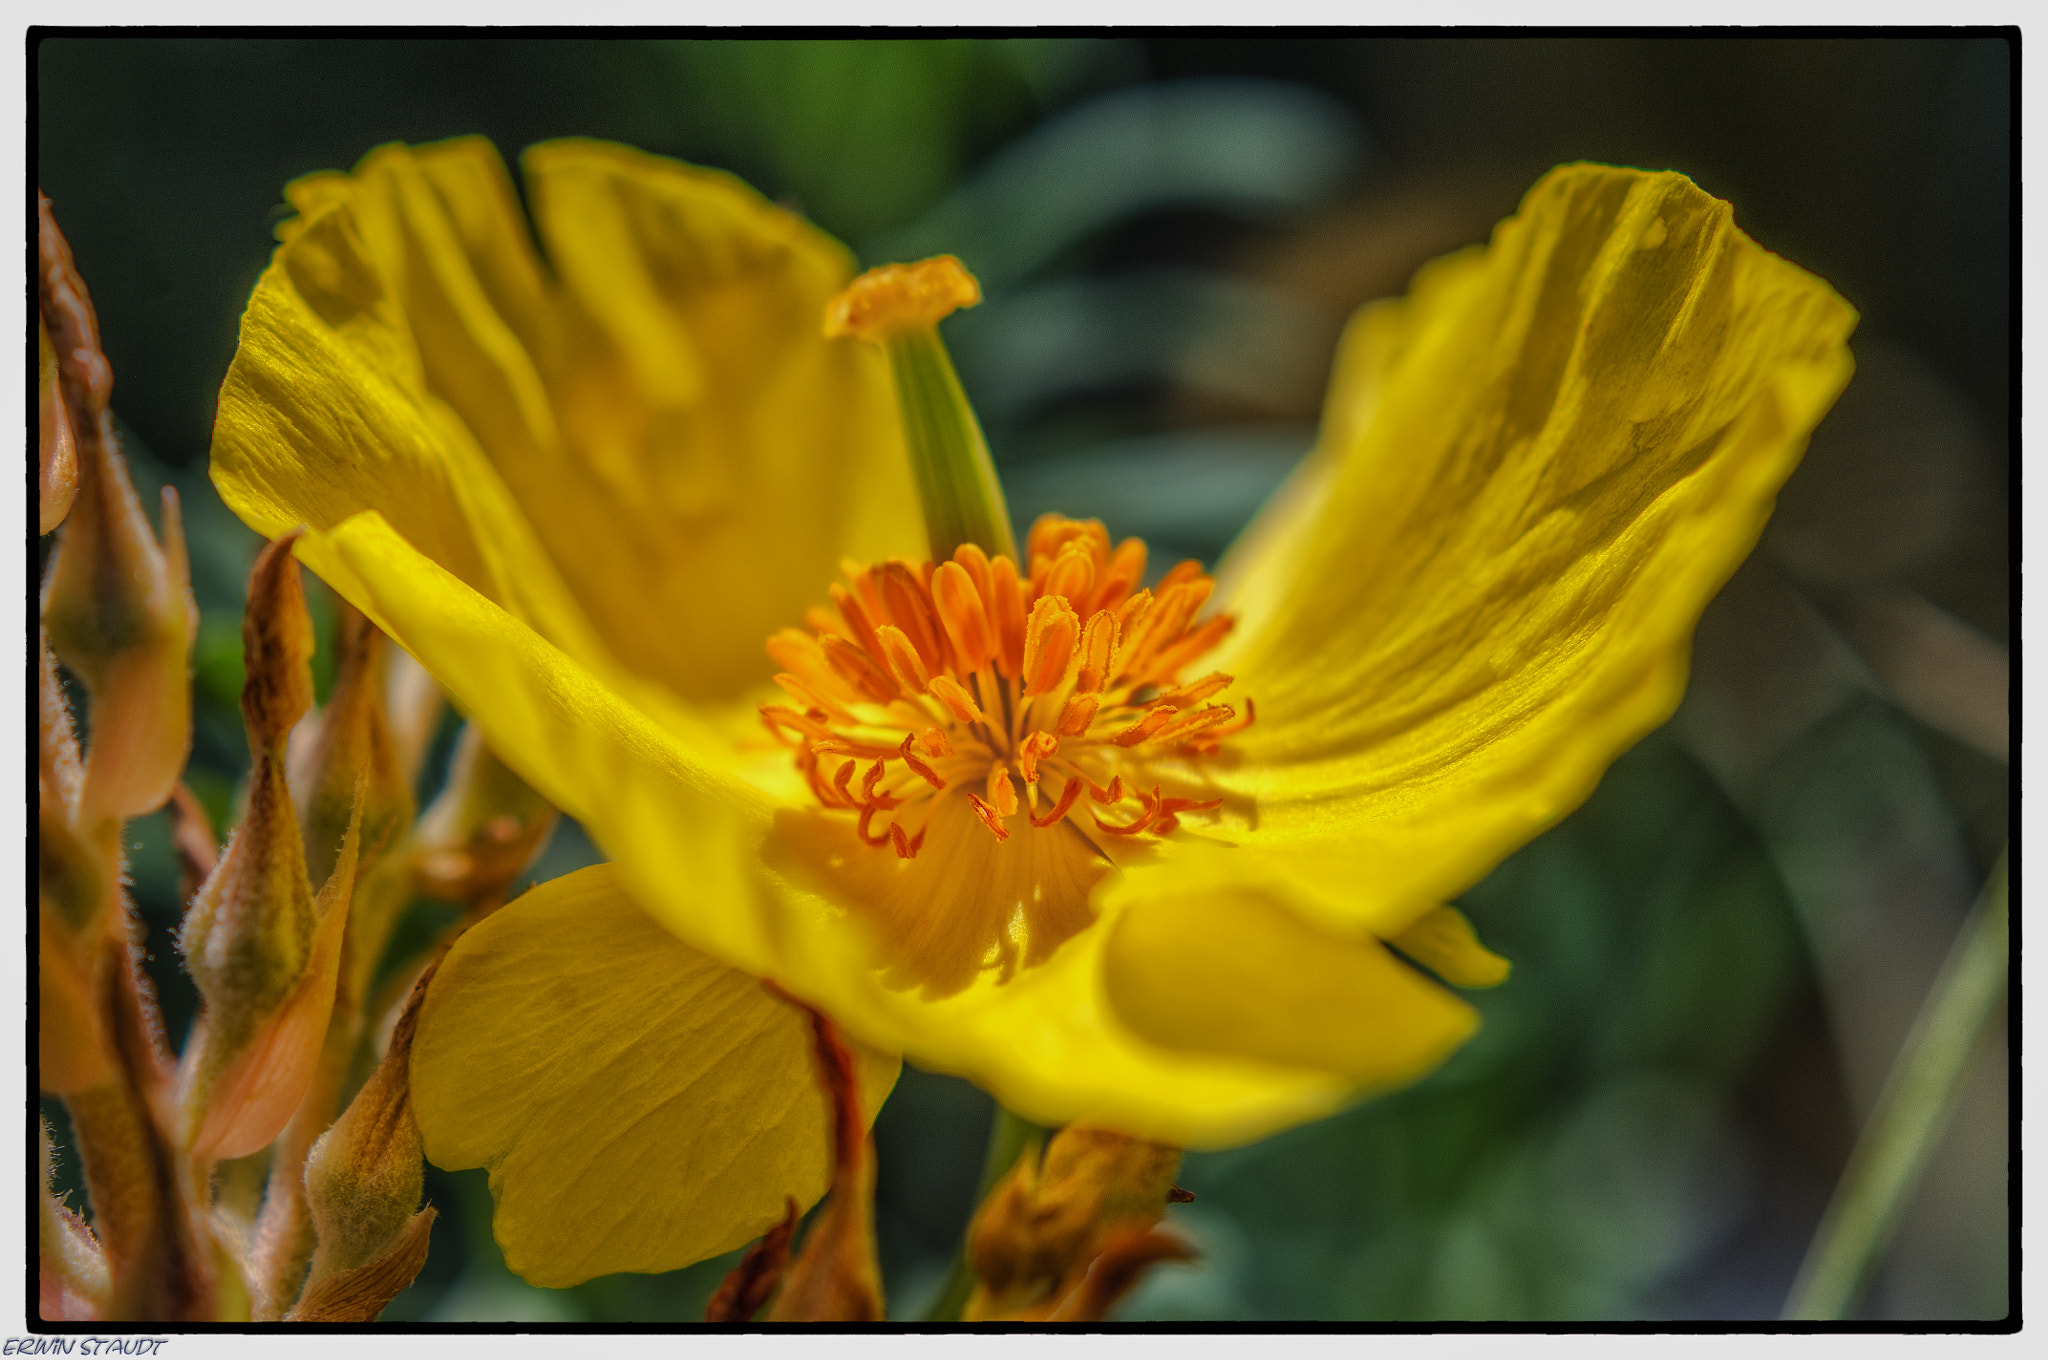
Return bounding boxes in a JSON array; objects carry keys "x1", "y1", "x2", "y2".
[{"x1": 35, "y1": 34, "x2": 2011, "y2": 1321}]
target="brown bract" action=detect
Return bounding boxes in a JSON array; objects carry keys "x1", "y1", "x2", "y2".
[{"x1": 965, "y1": 1125, "x2": 1191, "y2": 1322}]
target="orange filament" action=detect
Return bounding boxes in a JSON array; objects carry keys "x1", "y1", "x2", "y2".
[{"x1": 761, "y1": 514, "x2": 1254, "y2": 853}]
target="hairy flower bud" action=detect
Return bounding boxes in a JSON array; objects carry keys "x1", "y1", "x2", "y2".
[
  {"x1": 179, "y1": 536, "x2": 360, "y2": 1162},
  {"x1": 303, "y1": 969, "x2": 429, "y2": 1282},
  {"x1": 38, "y1": 194, "x2": 195, "y2": 823},
  {"x1": 291, "y1": 602, "x2": 417, "y2": 1008}
]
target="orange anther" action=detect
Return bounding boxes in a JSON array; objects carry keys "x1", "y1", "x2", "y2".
[
  {"x1": 1030, "y1": 776, "x2": 1085, "y2": 828},
  {"x1": 1017, "y1": 731, "x2": 1060, "y2": 786},
  {"x1": 986, "y1": 764, "x2": 1019, "y2": 819},
  {"x1": 1148, "y1": 614, "x2": 1235, "y2": 684},
  {"x1": 1155, "y1": 559, "x2": 1207, "y2": 594},
  {"x1": 988, "y1": 555, "x2": 1028, "y2": 678},
  {"x1": 968, "y1": 794, "x2": 1012, "y2": 843},
  {"x1": 861, "y1": 759, "x2": 890, "y2": 805},
  {"x1": 1022, "y1": 596, "x2": 1079, "y2": 696},
  {"x1": 1075, "y1": 610, "x2": 1119, "y2": 693},
  {"x1": 821, "y1": 634, "x2": 897, "y2": 704},
  {"x1": 1112, "y1": 706, "x2": 1180, "y2": 748},
  {"x1": 856, "y1": 805, "x2": 893, "y2": 846},
  {"x1": 1089, "y1": 538, "x2": 1148, "y2": 613},
  {"x1": 1154, "y1": 704, "x2": 1235, "y2": 744},
  {"x1": 931, "y1": 560, "x2": 995, "y2": 669},
  {"x1": 875, "y1": 624, "x2": 931, "y2": 692},
  {"x1": 952, "y1": 542, "x2": 994, "y2": 610},
  {"x1": 1027, "y1": 515, "x2": 1110, "y2": 575},
  {"x1": 918, "y1": 727, "x2": 954, "y2": 758},
  {"x1": 1055, "y1": 693, "x2": 1100, "y2": 736},
  {"x1": 829, "y1": 582, "x2": 884, "y2": 660},
  {"x1": 1158, "y1": 671, "x2": 1233, "y2": 709},
  {"x1": 1042, "y1": 542, "x2": 1096, "y2": 607},
  {"x1": 823, "y1": 256, "x2": 982, "y2": 342},
  {"x1": 878, "y1": 561, "x2": 948, "y2": 674},
  {"x1": 813, "y1": 738, "x2": 902, "y2": 760},
  {"x1": 889, "y1": 822, "x2": 919, "y2": 859},
  {"x1": 897, "y1": 735, "x2": 946, "y2": 790},
  {"x1": 833, "y1": 759, "x2": 858, "y2": 802},
  {"x1": 1086, "y1": 775, "x2": 1126, "y2": 805},
  {"x1": 930, "y1": 673, "x2": 985, "y2": 725}
]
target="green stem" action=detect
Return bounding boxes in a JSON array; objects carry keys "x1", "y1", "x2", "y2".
[
  {"x1": 883, "y1": 327, "x2": 1017, "y2": 564},
  {"x1": 919, "y1": 1106, "x2": 1045, "y2": 1322},
  {"x1": 1781, "y1": 848, "x2": 2009, "y2": 1320}
]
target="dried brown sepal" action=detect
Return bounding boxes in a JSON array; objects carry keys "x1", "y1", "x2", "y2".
[
  {"x1": 705, "y1": 1197, "x2": 800, "y2": 1323},
  {"x1": 240, "y1": 533, "x2": 316, "y2": 749},
  {"x1": 38, "y1": 196, "x2": 195, "y2": 823},
  {"x1": 1043, "y1": 1224, "x2": 1195, "y2": 1322},
  {"x1": 285, "y1": 1207, "x2": 435, "y2": 1322},
  {"x1": 410, "y1": 725, "x2": 556, "y2": 913},
  {"x1": 963, "y1": 1126, "x2": 1185, "y2": 1322},
  {"x1": 764, "y1": 995, "x2": 884, "y2": 1323}
]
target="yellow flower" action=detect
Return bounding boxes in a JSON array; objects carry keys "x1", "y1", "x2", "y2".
[{"x1": 209, "y1": 137, "x2": 1855, "y2": 1283}]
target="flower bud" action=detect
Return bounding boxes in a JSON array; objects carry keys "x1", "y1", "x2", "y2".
[
  {"x1": 303, "y1": 968, "x2": 429, "y2": 1282},
  {"x1": 294, "y1": 602, "x2": 414, "y2": 884},
  {"x1": 286, "y1": 1208, "x2": 435, "y2": 1322},
  {"x1": 964, "y1": 1124, "x2": 1190, "y2": 1321},
  {"x1": 179, "y1": 536, "x2": 360, "y2": 1162},
  {"x1": 38, "y1": 194, "x2": 195, "y2": 823},
  {"x1": 291, "y1": 602, "x2": 417, "y2": 1009},
  {"x1": 411, "y1": 725, "x2": 556, "y2": 911}
]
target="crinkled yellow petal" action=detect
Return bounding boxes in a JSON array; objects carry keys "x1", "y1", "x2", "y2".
[
  {"x1": 214, "y1": 136, "x2": 921, "y2": 703},
  {"x1": 210, "y1": 149, "x2": 614, "y2": 681},
  {"x1": 306, "y1": 511, "x2": 1363, "y2": 1148},
  {"x1": 513, "y1": 139, "x2": 923, "y2": 700},
  {"x1": 410, "y1": 863, "x2": 899, "y2": 1287},
  {"x1": 1205, "y1": 163, "x2": 1857, "y2": 931}
]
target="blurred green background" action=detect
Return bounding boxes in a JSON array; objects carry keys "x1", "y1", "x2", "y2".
[{"x1": 35, "y1": 35, "x2": 2010, "y2": 1322}]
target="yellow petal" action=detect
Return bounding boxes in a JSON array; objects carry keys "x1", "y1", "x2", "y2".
[
  {"x1": 214, "y1": 135, "x2": 922, "y2": 704},
  {"x1": 211, "y1": 155, "x2": 610, "y2": 679},
  {"x1": 1207, "y1": 164, "x2": 1857, "y2": 928},
  {"x1": 410, "y1": 863, "x2": 899, "y2": 1287},
  {"x1": 1096, "y1": 846, "x2": 1478, "y2": 1085},
  {"x1": 1387, "y1": 905, "x2": 1511, "y2": 988},
  {"x1": 304, "y1": 511, "x2": 1363, "y2": 1148},
  {"x1": 515, "y1": 138, "x2": 922, "y2": 698}
]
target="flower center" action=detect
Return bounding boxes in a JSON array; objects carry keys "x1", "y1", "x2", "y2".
[{"x1": 762, "y1": 515, "x2": 1254, "y2": 864}]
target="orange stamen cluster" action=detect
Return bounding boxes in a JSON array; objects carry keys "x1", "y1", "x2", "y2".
[{"x1": 762, "y1": 515, "x2": 1251, "y2": 858}]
